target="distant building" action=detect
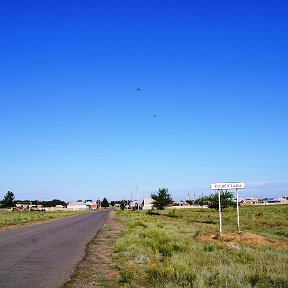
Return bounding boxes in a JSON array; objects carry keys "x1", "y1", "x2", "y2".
[
  {"x1": 259, "y1": 197, "x2": 288, "y2": 205},
  {"x1": 129, "y1": 200, "x2": 141, "y2": 210},
  {"x1": 239, "y1": 196, "x2": 288, "y2": 205},
  {"x1": 85, "y1": 200, "x2": 97, "y2": 209},
  {"x1": 15, "y1": 203, "x2": 44, "y2": 211},
  {"x1": 238, "y1": 197, "x2": 259, "y2": 205},
  {"x1": 67, "y1": 201, "x2": 88, "y2": 210},
  {"x1": 142, "y1": 198, "x2": 154, "y2": 210},
  {"x1": 15, "y1": 203, "x2": 30, "y2": 210},
  {"x1": 45, "y1": 205, "x2": 65, "y2": 211},
  {"x1": 172, "y1": 201, "x2": 190, "y2": 207},
  {"x1": 277, "y1": 197, "x2": 288, "y2": 204}
]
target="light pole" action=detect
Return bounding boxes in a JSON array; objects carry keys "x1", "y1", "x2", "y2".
[{"x1": 136, "y1": 187, "x2": 139, "y2": 210}]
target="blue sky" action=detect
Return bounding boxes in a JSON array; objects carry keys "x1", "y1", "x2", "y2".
[{"x1": 0, "y1": 0, "x2": 287, "y2": 202}]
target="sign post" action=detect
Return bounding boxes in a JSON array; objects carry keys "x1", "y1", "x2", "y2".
[
  {"x1": 210, "y1": 182, "x2": 245, "y2": 234},
  {"x1": 236, "y1": 189, "x2": 240, "y2": 233},
  {"x1": 218, "y1": 189, "x2": 222, "y2": 233}
]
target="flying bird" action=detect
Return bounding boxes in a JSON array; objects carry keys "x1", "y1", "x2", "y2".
[
  {"x1": 153, "y1": 114, "x2": 158, "y2": 118},
  {"x1": 136, "y1": 88, "x2": 141, "y2": 91}
]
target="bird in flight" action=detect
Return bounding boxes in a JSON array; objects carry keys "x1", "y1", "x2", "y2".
[
  {"x1": 153, "y1": 114, "x2": 158, "y2": 118},
  {"x1": 136, "y1": 88, "x2": 141, "y2": 91}
]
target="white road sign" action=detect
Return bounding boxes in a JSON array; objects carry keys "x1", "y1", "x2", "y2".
[{"x1": 210, "y1": 182, "x2": 245, "y2": 190}]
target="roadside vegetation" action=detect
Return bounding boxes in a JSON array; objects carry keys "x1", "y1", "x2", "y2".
[
  {"x1": 64, "y1": 211, "x2": 125, "y2": 288},
  {"x1": 0, "y1": 210, "x2": 90, "y2": 230},
  {"x1": 113, "y1": 205, "x2": 288, "y2": 287}
]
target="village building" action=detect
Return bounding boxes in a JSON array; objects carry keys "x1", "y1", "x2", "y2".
[
  {"x1": 67, "y1": 201, "x2": 89, "y2": 210},
  {"x1": 142, "y1": 198, "x2": 154, "y2": 210}
]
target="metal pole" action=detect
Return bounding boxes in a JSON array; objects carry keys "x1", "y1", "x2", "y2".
[
  {"x1": 218, "y1": 190, "x2": 222, "y2": 233},
  {"x1": 131, "y1": 191, "x2": 133, "y2": 209},
  {"x1": 236, "y1": 189, "x2": 240, "y2": 233},
  {"x1": 136, "y1": 187, "x2": 139, "y2": 210}
]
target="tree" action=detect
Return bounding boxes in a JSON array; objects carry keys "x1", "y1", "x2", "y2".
[
  {"x1": 151, "y1": 188, "x2": 173, "y2": 210},
  {"x1": 101, "y1": 197, "x2": 109, "y2": 208},
  {"x1": 120, "y1": 200, "x2": 126, "y2": 210},
  {"x1": 1, "y1": 191, "x2": 15, "y2": 208},
  {"x1": 195, "y1": 196, "x2": 209, "y2": 207},
  {"x1": 42, "y1": 199, "x2": 67, "y2": 207},
  {"x1": 185, "y1": 199, "x2": 194, "y2": 205},
  {"x1": 206, "y1": 190, "x2": 235, "y2": 210}
]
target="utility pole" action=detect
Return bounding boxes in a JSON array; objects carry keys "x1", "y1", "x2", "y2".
[{"x1": 136, "y1": 187, "x2": 139, "y2": 210}]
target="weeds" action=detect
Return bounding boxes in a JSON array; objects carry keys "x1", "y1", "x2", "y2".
[
  {"x1": 165, "y1": 209, "x2": 178, "y2": 218},
  {"x1": 114, "y1": 206, "x2": 288, "y2": 287},
  {"x1": 146, "y1": 210, "x2": 161, "y2": 216}
]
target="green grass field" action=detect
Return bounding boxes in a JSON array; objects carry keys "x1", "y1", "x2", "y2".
[
  {"x1": 113, "y1": 205, "x2": 288, "y2": 288},
  {"x1": 0, "y1": 210, "x2": 89, "y2": 229}
]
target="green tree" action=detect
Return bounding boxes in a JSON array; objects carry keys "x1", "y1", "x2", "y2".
[
  {"x1": 185, "y1": 200, "x2": 194, "y2": 205},
  {"x1": 1, "y1": 191, "x2": 15, "y2": 208},
  {"x1": 151, "y1": 188, "x2": 173, "y2": 210},
  {"x1": 42, "y1": 199, "x2": 67, "y2": 207},
  {"x1": 195, "y1": 196, "x2": 209, "y2": 207},
  {"x1": 101, "y1": 197, "x2": 109, "y2": 208},
  {"x1": 206, "y1": 190, "x2": 235, "y2": 210},
  {"x1": 120, "y1": 200, "x2": 126, "y2": 210}
]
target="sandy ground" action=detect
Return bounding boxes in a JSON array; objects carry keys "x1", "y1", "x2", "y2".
[{"x1": 199, "y1": 231, "x2": 288, "y2": 249}]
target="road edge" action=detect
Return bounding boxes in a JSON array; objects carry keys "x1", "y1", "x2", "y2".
[{"x1": 62, "y1": 209, "x2": 125, "y2": 288}]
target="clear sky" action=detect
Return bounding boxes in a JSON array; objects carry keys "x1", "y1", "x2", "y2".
[{"x1": 0, "y1": 0, "x2": 287, "y2": 202}]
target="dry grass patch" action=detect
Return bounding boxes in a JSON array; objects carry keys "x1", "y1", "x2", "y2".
[{"x1": 199, "y1": 231, "x2": 288, "y2": 249}]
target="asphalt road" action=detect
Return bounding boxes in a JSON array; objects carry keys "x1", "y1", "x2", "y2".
[{"x1": 0, "y1": 209, "x2": 111, "y2": 288}]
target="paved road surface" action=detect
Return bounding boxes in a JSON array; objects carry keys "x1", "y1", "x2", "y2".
[{"x1": 0, "y1": 209, "x2": 111, "y2": 288}]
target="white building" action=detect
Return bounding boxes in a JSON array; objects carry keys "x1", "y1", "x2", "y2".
[
  {"x1": 67, "y1": 201, "x2": 89, "y2": 210},
  {"x1": 277, "y1": 197, "x2": 288, "y2": 204},
  {"x1": 142, "y1": 198, "x2": 154, "y2": 210}
]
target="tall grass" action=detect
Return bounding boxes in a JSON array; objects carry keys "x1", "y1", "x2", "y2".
[
  {"x1": 113, "y1": 206, "x2": 288, "y2": 287},
  {"x1": 0, "y1": 210, "x2": 89, "y2": 229}
]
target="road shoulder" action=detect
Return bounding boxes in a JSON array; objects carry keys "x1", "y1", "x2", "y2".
[{"x1": 63, "y1": 210, "x2": 125, "y2": 288}]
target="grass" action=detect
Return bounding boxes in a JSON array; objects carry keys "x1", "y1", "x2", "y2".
[
  {"x1": 0, "y1": 210, "x2": 90, "y2": 229},
  {"x1": 113, "y1": 205, "x2": 288, "y2": 287}
]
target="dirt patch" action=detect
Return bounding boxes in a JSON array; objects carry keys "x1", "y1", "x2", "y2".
[
  {"x1": 199, "y1": 231, "x2": 288, "y2": 249},
  {"x1": 63, "y1": 210, "x2": 125, "y2": 288}
]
